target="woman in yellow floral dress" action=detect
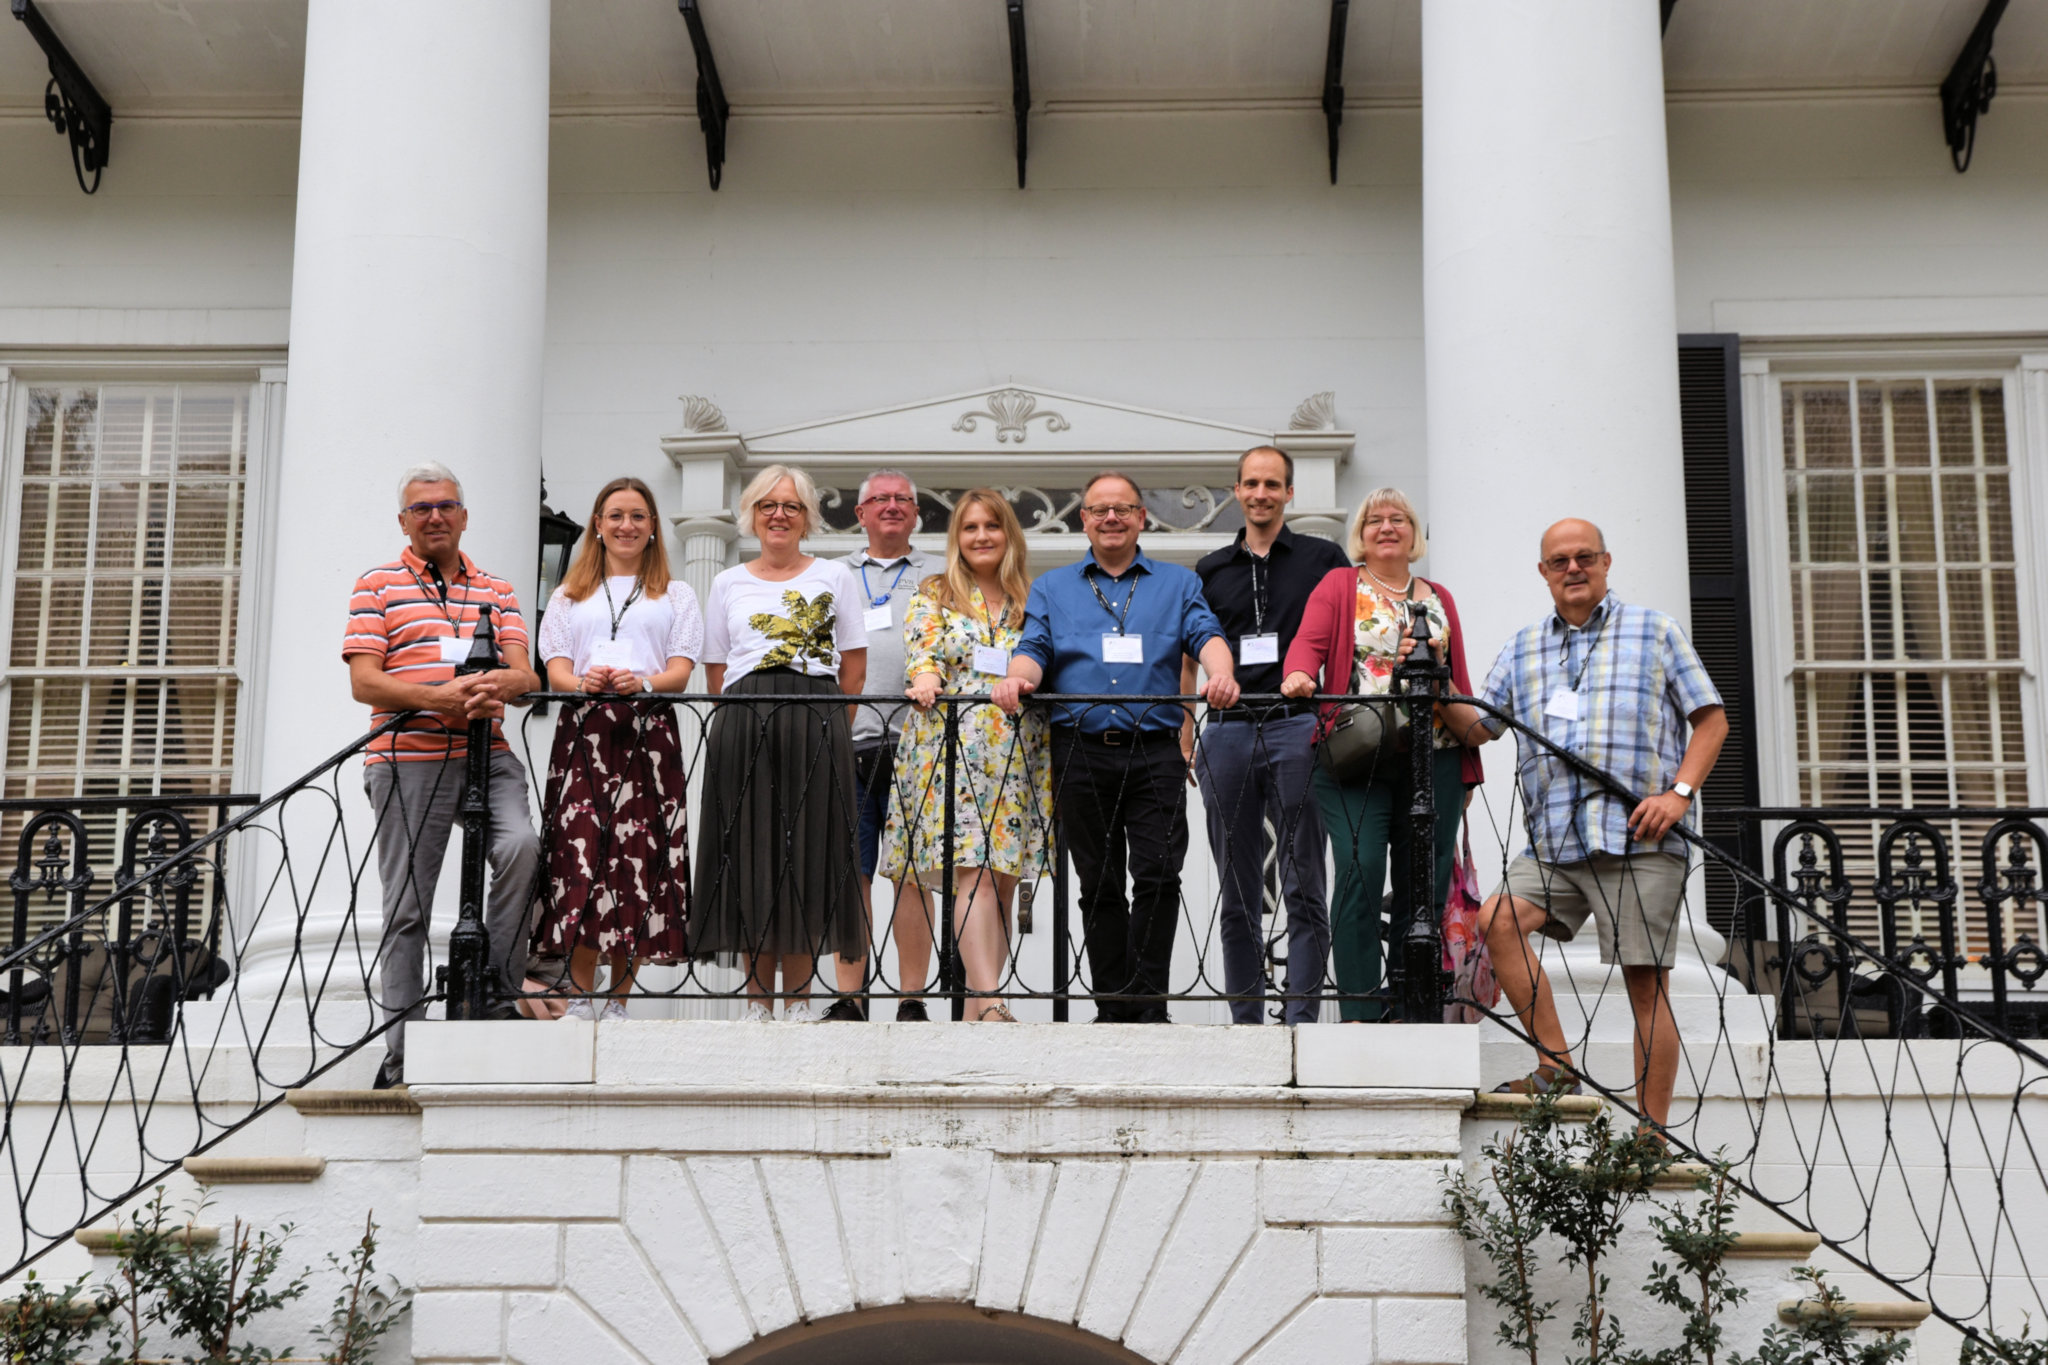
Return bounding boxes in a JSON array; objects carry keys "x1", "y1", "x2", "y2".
[{"x1": 879, "y1": 491, "x2": 1052, "y2": 1021}]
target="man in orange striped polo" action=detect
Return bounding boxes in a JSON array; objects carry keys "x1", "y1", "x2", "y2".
[{"x1": 343, "y1": 463, "x2": 543, "y2": 1089}]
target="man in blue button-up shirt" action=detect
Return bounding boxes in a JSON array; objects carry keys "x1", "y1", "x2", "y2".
[{"x1": 996, "y1": 472, "x2": 1238, "y2": 1021}]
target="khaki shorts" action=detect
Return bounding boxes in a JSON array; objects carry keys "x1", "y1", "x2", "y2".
[{"x1": 1499, "y1": 852, "x2": 1687, "y2": 968}]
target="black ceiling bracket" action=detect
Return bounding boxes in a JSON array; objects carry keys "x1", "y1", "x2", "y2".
[
  {"x1": 1661, "y1": 0, "x2": 1679, "y2": 35},
  {"x1": 1007, "y1": 0, "x2": 1030, "y2": 188},
  {"x1": 1321, "y1": 0, "x2": 1348, "y2": 185},
  {"x1": 678, "y1": 0, "x2": 731, "y2": 190},
  {"x1": 11, "y1": 0, "x2": 111, "y2": 195},
  {"x1": 1941, "y1": 0, "x2": 2008, "y2": 172}
]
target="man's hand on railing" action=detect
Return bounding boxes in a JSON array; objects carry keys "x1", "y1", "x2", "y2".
[
  {"x1": 992, "y1": 676, "x2": 1035, "y2": 713},
  {"x1": 1199, "y1": 672, "x2": 1240, "y2": 709}
]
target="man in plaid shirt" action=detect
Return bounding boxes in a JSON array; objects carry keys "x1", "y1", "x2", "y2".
[{"x1": 1445, "y1": 518, "x2": 1726, "y2": 1133}]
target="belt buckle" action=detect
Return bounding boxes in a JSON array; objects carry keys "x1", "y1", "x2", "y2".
[{"x1": 1101, "y1": 729, "x2": 1127, "y2": 747}]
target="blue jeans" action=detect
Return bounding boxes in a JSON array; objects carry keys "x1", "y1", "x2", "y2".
[
  {"x1": 853, "y1": 741, "x2": 895, "y2": 879},
  {"x1": 1195, "y1": 712, "x2": 1331, "y2": 1024}
]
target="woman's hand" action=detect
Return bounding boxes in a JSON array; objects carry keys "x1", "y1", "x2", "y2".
[
  {"x1": 1397, "y1": 634, "x2": 1418, "y2": 660},
  {"x1": 907, "y1": 672, "x2": 943, "y2": 710},
  {"x1": 581, "y1": 666, "x2": 615, "y2": 694},
  {"x1": 609, "y1": 670, "x2": 645, "y2": 695},
  {"x1": 1280, "y1": 670, "x2": 1317, "y2": 700}
]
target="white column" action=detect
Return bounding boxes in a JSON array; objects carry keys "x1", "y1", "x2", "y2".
[
  {"x1": 1421, "y1": 2, "x2": 1736, "y2": 1037},
  {"x1": 234, "y1": 0, "x2": 551, "y2": 1014}
]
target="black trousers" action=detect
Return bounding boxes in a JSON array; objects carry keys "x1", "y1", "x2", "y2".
[{"x1": 1051, "y1": 729, "x2": 1190, "y2": 1022}]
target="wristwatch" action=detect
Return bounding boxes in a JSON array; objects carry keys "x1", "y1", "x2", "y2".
[{"x1": 1672, "y1": 781, "x2": 1696, "y2": 802}]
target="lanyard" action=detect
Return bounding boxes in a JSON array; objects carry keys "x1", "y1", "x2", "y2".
[
  {"x1": 408, "y1": 562, "x2": 473, "y2": 629},
  {"x1": 1248, "y1": 552, "x2": 1270, "y2": 634},
  {"x1": 600, "y1": 575, "x2": 644, "y2": 640},
  {"x1": 1558, "y1": 604, "x2": 1611, "y2": 693},
  {"x1": 859, "y1": 557, "x2": 912, "y2": 608},
  {"x1": 1085, "y1": 564, "x2": 1139, "y2": 634},
  {"x1": 974, "y1": 587, "x2": 1008, "y2": 646}
]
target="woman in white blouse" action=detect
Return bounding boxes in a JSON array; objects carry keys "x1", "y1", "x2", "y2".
[
  {"x1": 694, "y1": 464, "x2": 869, "y2": 1022},
  {"x1": 535, "y1": 476, "x2": 703, "y2": 1020}
]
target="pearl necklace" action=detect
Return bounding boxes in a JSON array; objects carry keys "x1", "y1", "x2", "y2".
[{"x1": 1363, "y1": 565, "x2": 1414, "y2": 597}]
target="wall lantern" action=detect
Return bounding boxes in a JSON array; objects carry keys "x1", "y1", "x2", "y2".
[{"x1": 536, "y1": 481, "x2": 583, "y2": 612}]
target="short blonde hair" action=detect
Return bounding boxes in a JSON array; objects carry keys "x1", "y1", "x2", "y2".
[
  {"x1": 738, "y1": 464, "x2": 824, "y2": 540},
  {"x1": 1346, "y1": 487, "x2": 1426, "y2": 563}
]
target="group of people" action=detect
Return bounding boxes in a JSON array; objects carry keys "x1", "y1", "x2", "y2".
[{"x1": 345, "y1": 449, "x2": 1726, "y2": 1133}]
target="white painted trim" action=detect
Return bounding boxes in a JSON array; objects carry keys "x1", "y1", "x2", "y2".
[
  {"x1": 1712, "y1": 296, "x2": 2048, "y2": 341},
  {"x1": 233, "y1": 367, "x2": 289, "y2": 796},
  {"x1": 1740, "y1": 360, "x2": 1799, "y2": 806},
  {"x1": 2012, "y1": 355, "x2": 2048, "y2": 809},
  {"x1": 0, "y1": 367, "x2": 18, "y2": 766},
  {"x1": 0, "y1": 308, "x2": 291, "y2": 350}
]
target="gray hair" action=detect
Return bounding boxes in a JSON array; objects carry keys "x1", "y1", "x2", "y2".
[
  {"x1": 856, "y1": 468, "x2": 918, "y2": 505},
  {"x1": 739, "y1": 463, "x2": 825, "y2": 540},
  {"x1": 397, "y1": 462, "x2": 463, "y2": 506}
]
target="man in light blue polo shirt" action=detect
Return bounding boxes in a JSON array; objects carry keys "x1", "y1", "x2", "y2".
[{"x1": 995, "y1": 471, "x2": 1239, "y2": 1022}]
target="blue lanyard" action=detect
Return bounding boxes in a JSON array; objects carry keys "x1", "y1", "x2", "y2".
[{"x1": 859, "y1": 557, "x2": 911, "y2": 608}]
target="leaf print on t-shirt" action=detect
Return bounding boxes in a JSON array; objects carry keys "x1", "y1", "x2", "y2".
[{"x1": 750, "y1": 589, "x2": 839, "y2": 670}]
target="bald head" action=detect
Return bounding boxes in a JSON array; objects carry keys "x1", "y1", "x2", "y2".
[
  {"x1": 1540, "y1": 518, "x2": 1606, "y2": 559},
  {"x1": 1537, "y1": 518, "x2": 1612, "y2": 626}
]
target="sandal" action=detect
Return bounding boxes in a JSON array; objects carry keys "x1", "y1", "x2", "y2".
[
  {"x1": 1491, "y1": 1066, "x2": 1582, "y2": 1097},
  {"x1": 974, "y1": 1001, "x2": 1019, "y2": 1023}
]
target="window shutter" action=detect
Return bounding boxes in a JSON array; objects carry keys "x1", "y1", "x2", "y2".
[{"x1": 1678, "y1": 335, "x2": 1762, "y2": 936}]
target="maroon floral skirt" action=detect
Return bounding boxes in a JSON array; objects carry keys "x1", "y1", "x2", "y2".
[{"x1": 535, "y1": 700, "x2": 691, "y2": 961}]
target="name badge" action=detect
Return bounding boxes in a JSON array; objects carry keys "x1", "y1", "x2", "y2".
[
  {"x1": 862, "y1": 605, "x2": 894, "y2": 633},
  {"x1": 588, "y1": 638, "x2": 635, "y2": 672},
  {"x1": 437, "y1": 635, "x2": 472, "y2": 665},
  {"x1": 1101, "y1": 633, "x2": 1144, "y2": 664},
  {"x1": 1546, "y1": 687, "x2": 1582, "y2": 723},
  {"x1": 972, "y1": 645, "x2": 1010, "y2": 677},
  {"x1": 1239, "y1": 633, "x2": 1280, "y2": 665}
]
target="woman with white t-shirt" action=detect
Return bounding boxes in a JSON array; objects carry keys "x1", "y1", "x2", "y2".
[
  {"x1": 694, "y1": 464, "x2": 869, "y2": 1021},
  {"x1": 535, "y1": 476, "x2": 704, "y2": 1020}
]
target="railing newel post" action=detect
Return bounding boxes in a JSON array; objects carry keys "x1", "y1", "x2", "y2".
[
  {"x1": 1394, "y1": 608, "x2": 1448, "y2": 1023},
  {"x1": 444, "y1": 605, "x2": 504, "y2": 1023},
  {"x1": 941, "y1": 697, "x2": 963, "y2": 1022}
]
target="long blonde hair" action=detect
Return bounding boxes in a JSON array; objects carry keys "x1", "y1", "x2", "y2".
[
  {"x1": 925, "y1": 490, "x2": 1030, "y2": 628},
  {"x1": 561, "y1": 477, "x2": 673, "y2": 602}
]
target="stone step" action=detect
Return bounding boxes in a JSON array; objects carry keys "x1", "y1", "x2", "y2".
[
  {"x1": 1466, "y1": 1092, "x2": 1606, "y2": 1121},
  {"x1": 284, "y1": 1086, "x2": 420, "y2": 1116},
  {"x1": 1779, "y1": 1299, "x2": 1931, "y2": 1330},
  {"x1": 76, "y1": 1225, "x2": 218, "y2": 1254},
  {"x1": 182, "y1": 1155, "x2": 327, "y2": 1185},
  {"x1": 1728, "y1": 1231, "x2": 1823, "y2": 1260}
]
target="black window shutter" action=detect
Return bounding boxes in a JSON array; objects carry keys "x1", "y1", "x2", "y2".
[{"x1": 1678, "y1": 334, "x2": 1762, "y2": 937}]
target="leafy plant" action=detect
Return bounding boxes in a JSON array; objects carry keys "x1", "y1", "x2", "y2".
[
  {"x1": 1960, "y1": 1319, "x2": 2048, "y2": 1365},
  {"x1": 146, "y1": 1215, "x2": 309, "y2": 1362},
  {"x1": 1731, "y1": 1266, "x2": 1911, "y2": 1365},
  {"x1": 1446, "y1": 1095, "x2": 1563, "y2": 1365},
  {"x1": 1, "y1": 1270, "x2": 107, "y2": 1364},
  {"x1": 1527, "y1": 1106, "x2": 1676, "y2": 1365},
  {"x1": 312, "y1": 1215, "x2": 410, "y2": 1365},
  {"x1": 1628, "y1": 1157, "x2": 1749, "y2": 1365},
  {"x1": 99, "y1": 1187, "x2": 185, "y2": 1364}
]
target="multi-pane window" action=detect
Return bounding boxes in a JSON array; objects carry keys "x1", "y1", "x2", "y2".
[
  {"x1": 3, "y1": 384, "x2": 253, "y2": 929},
  {"x1": 1780, "y1": 377, "x2": 2027, "y2": 950}
]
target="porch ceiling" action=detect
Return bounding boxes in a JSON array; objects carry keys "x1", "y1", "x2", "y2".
[{"x1": 1, "y1": 0, "x2": 2044, "y2": 117}]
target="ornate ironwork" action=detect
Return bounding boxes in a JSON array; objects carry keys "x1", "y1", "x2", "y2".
[
  {"x1": 1320, "y1": 0, "x2": 1348, "y2": 185},
  {"x1": 1007, "y1": 0, "x2": 1030, "y2": 189},
  {"x1": 1941, "y1": 0, "x2": 2008, "y2": 173},
  {"x1": 11, "y1": 0, "x2": 111, "y2": 195},
  {"x1": 678, "y1": 0, "x2": 731, "y2": 190},
  {"x1": 814, "y1": 483, "x2": 1244, "y2": 538},
  {"x1": 950, "y1": 389, "x2": 1070, "y2": 443}
]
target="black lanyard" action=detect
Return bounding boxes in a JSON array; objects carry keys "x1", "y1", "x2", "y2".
[
  {"x1": 1248, "y1": 552, "x2": 1271, "y2": 634},
  {"x1": 859, "y1": 557, "x2": 911, "y2": 608},
  {"x1": 409, "y1": 562, "x2": 473, "y2": 629},
  {"x1": 1558, "y1": 604, "x2": 1611, "y2": 693},
  {"x1": 1085, "y1": 564, "x2": 1139, "y2": 634},
  {"x1": 975, "y1": 588, "x2": 1008, "y2": 647},
  {"x1": 601, "y1": 576, "x2": 644, "y2": 640}
]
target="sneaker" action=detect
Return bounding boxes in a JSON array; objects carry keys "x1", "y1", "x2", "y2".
[
  {"x1": 742, "y1": 1001, "x2": 773, "y2": 1023},
  {"x1": 562, "y1": 998, "x2": 596, "y2": 1021},
  {"x1": 820, "y1": 997, "x2": 866, "y2": 1022},
  {"x1": 784, "y1": 999, "x2": 820, "y2": 1023},
  {"x1": 372, "y1": 1057, "x2": 403, "y2": 1091},
  {"x1": 895, "y1": 998, "x2": 930, "y2": 1022},
  {"x1": 600, "y1": 1000, "x2": 629, "y2": 1022}
]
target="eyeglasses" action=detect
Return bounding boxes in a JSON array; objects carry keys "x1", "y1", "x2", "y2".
[
  {"x1": 1543, "y1": 551, "x2": 1606, "y2": 573},
  {"x1": 601, "y1": 509, "x2": 650, "y2": 524},
  {"x1": 1363, "y1": 513, "x2": 1410, "y2": 528},
  {"x1": 403, "y1": 500, "x2": 464, "y2": 519},
  {"x1": 756, "y1": 500, "x2": 806, "y2": 519},
  {"x1": 1082, "y1": 502, "x2": 1144, "y2": 521},
  {"x1": 861, "y1": 493, "x2": 917, "y2": 507}
]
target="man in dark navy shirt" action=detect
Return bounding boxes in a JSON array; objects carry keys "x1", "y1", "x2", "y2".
[
  {"x1": 1185, "y1": 446, "x2": 1351, "y2": 1024},
  {"x1": 998, "y1": 471, "x2": 1237, "y2": 1022}
]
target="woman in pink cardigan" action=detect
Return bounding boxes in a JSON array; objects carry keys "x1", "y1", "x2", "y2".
[{"x1": 1279, "y1": 488, "x2": 1483, "y2": 1021}]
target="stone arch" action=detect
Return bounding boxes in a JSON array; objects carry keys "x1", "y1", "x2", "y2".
[{"x1": 713, "y1": 1303, "x2": 1155, "y2": 1365}]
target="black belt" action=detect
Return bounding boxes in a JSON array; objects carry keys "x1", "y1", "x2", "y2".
[
  {"x1": 1059, "y1": 727, "x2": 1179, "y2": 748},
  {"x1": 1207, "y1": 702, "x2": 1316, "y2": 723}
]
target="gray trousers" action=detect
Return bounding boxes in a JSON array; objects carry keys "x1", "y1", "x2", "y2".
[
  {"x1": 366, "y1": 748, "x2": 539, "y2": 1063},
  {"x1": 1195, "y1": 712, "x2": 1331, "y2": 1024}
]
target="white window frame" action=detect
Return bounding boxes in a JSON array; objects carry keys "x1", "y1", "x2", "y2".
[{"x1": 0, "y1": 356, "x2": 287, "y2": 806}]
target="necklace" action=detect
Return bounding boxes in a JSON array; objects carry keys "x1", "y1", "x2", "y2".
[{"x1": 1363, "y1": 565, "x2": 1414, "y2": 597}]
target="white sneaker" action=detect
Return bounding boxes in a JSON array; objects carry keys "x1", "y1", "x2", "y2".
[
  {"x1": 562, "y1": 998, "x2": 595, "y2": 1021},
  {"x1": 601, "y1": 1000, "x2": 629, "y2": 1022},
  {"x1": 742, "y1": 1001, "x2": 773, "y2": 1023},
  {"x1": 784, "y1": 999, "x2": 819, "y2": 1023}
]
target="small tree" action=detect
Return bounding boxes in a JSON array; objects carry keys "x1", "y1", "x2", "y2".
[
  {"x1": 1960, "y1": 1320, "x2": 2048, "y2": 1365},
  {"x1": 1447, "y1": 1096, "x2": 1563, "y2": 1365},
  {"x1": 1732, "y1": 1267, "x2": 1912, "y2": 1365},
  {"x1": 147, "y1": 1216, "x2": 309, "y2": 1362},
  {"x1": 1, "y1": 1270, "x2": 107, "y2": 1364},
  {"x1": 1528, "y1": 1106, "x2": 1675, "y2": 1365},
  {"x1": 1628, "y1": 1157, "x2": 1749, "y2": 1365},
  {"x1": 312, "y1": 1214, "x2": 411, "y2": 1365}
]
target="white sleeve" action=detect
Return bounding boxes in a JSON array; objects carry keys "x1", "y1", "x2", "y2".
[
  {"x1": 832, "y1": 562, "x2": 869, "y2": 653},
  {"x1": 666, "y1": 581, "x2": 705, "y2": 662},
  {"x1": 702, "y1": 574, "x2": 732, "y2": 664},
  {"x1": 536, "y1": 587, "x2": 574, "y2": 663}
]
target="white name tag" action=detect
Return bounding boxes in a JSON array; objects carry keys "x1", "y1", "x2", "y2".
[
  {"x1": 1239, "y1": 633, "x2": 1280, "y2": 665},
  {"x1": 1546, "y1": 687, "x2": 1582, "y2": 722},
  {"x1": 588, "y1": 638, "x2": 635, "y2": 672},
  {"x1": 438, "y1": 635, "x2": 472, "y2": 665},
  {"x1": 972, "y1": 645, "x2": 1010, "y2": 677},
  {"x1": 1101, "y1": 633, "x2": 1144, "y2": 664},
  {"x1": 862, "y1": 605, "x2": 894, "y2": 633}
]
